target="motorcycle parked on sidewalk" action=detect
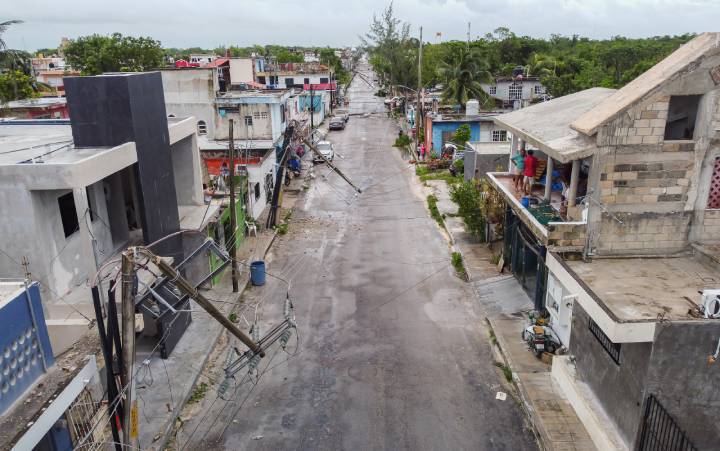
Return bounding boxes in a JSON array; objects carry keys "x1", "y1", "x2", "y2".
[{"x1": 522, "y1": 323, "x2": 561, "y2": 358}]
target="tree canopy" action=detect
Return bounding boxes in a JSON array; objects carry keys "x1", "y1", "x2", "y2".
[{"x1": 64, "y1": 33, "x2": 164, "y2": 75}]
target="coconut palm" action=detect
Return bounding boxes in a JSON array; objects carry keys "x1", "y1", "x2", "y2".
[
  {"x1": 438, "y1": 48, "x2": 493, "y2": 107},
  {"x1": 527, "y1": 53, "x2": 556, "y2": 78}
]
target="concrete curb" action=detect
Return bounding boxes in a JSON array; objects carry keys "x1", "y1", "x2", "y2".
[{"x1": 152, "y1": 230, "x2": 278, "y2": 451}]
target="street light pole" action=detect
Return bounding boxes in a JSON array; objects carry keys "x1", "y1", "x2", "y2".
[{"x1": 415, "y1": 26, "x2": 423, "y2": 161}]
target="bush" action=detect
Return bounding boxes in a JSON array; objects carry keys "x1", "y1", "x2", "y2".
[
  {"x1": 450, "y1": 181, "x2": 486, "y2": 241},
  {"x1": 427, "y1": 195, "x2": 444, "y2": 227},
  {"x1": 375, "y1": 89, "x2": 387, "y2": 97},
  {"x1": 393, "y1": 134, "x2": 412, "y2": 147},
  {"x1": 451, "y1": 251, "x2": 467, "y2": 279},
  {"x1": 453, "y1": 158, "x2": 464, "y2": 173}
]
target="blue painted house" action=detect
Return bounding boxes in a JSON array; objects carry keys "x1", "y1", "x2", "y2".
[{"x1": 426, "y1": 113, "x2": 508, "y2": 154}]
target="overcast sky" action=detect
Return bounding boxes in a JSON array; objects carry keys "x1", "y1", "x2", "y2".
[{"x1": 4, "y1": 0, "x2": 719, "y2": 51}]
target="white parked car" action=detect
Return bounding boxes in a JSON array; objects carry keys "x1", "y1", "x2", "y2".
[{"x1": 313, "y1": 141, "x2": 335, "y2": 163}]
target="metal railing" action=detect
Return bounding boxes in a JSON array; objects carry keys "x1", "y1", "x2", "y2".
[{"x1": 637, "y1": 394, "x2": 697, "y2": 451}]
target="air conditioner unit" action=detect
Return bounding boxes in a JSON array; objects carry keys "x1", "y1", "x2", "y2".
[{"x1": 701, "y1": 289, "x2": 720, "y2": 319}]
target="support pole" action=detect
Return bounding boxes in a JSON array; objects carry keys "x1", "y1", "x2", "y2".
[
  {"x1": 415, "y1": 26, "x2": 423, "y2": 162},
  {"x1": 568, "y1": 159, "x2": 580, "y2": 207},
  {"x1": 120, "y1": 251, "x2": 138, "y2": 449},
  {"x1": 310, "y1": 85, "x2": 314, "y2": 130},
  {"x1": 544, "y1": 157, "x2": 554, "y2": 202},
  {"x1": 303, "y1": 138, "x2": 362, "y2": 193},
  {"x1": 143, "y1": 250, "x2": 264, "y2": 356},
  {"x1": 228, "y1": 119, "x2": 239, "y2": 293}
]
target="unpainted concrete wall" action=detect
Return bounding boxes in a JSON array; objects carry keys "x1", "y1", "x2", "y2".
[
  {"x1": 161, "y1": 69, "x2": 217, "y2": 139},
  {"x1": 569, "y1": 304, "x2": 652, "y2": 446},
  {"x1": 215, "y1": 103, "x2": 273, "y2": 141},
  {"x1": 170, "y1": 135, "x2": 203, "y2": 206},
  {"x1": 247, "y1": 154, "x2": 276, "y2": 220},
  {"x1": 644, "y1": 321, "x2": 720, "y2": 450}
]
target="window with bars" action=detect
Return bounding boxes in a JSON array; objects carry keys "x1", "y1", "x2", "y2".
[
  {"x1": 488, "y1": 86, "x2": 497, "y2": 95},
  {"x1": 197, "y1": 120, "x2": 207, "y2": 135},
  {"x1": 508, "y1": 84, "x2": 523, "y2": 100},
  {"x1": 589, "y1": 318, "x2": 621, "y2": 364},
  {"x1": 707, "y1": 156, "x2": 720, "y2": 209},
  {"x1": 244, "y1": 116, "x2": 253, "y2": 126},
  {"x1": 534, "y1": 85, "x2": 544, "y2": 94},
  {"x1": 492, "y1": 130, "x2": 508, "y2": 142}
]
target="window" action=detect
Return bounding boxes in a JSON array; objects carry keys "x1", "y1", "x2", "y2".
[
  {"x1": 492, "y1": 130, "x2": 508, "y2": 142},
  {"x1": 488, "y1": 86, "x2": 497, "y2": 95},
  {"x1": 304, "y1": 77, "x2": 310, "y2": 85},
  {"x1": 280, "y1": 104, "x2": 286, "y2": 121},
  {"x1": 264, "y1": 172, "x2": 274, "y2": 204},
  {"x1": 508, "y1": 83, "x2": 523, "y2": 100},
  {"x1": 253, "y1": 112, "x2": 261, "y2": 119},
  {"x1": 285, "y1": 77, "x2": 294, "y2": 87},
  {"x1": 260, "y1": 112, "x2": 268, "y2": 119},
  {"x1": 707, "y1": 156, "x2": 720, "y2": 209},
  {"x1": 244, "y1": 116, "x2": 253, "y2": 126},
  {"x1": 664, "y1": 95, "x2": 701, "y2": 140},
  {"x1": 319, "y1": 77, "x2": 329, "y2": 84},
  {"x1": 534, "y1": 85, "x2": 544, "y2": 95},
  {"x1": 257, "y1": 76, "x2": 266, "y2": 84},
  {"x1": 589, "y1": 318, "x2": 621, "y2": 364},
  {"x1": 197, "y1": 120, "x2": 207, "y2": 135},
  {"x1": 58, "y1": 192, "x2": 79, "y2": 238},
  {"x1": 254, "y1": 182, "x2": 261, "y2": 200}
]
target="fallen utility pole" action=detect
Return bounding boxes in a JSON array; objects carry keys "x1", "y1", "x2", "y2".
[
  {"x1": 227, "y1": 119, "x2": 239, "y2": 292},
  {"x1": 303, "y1": 138, "x2": 362, "y2": 193},
  {"x1": 121, "y1": 250, "x2": 138, "y2": 449},
  {"x1": 138, "y1": 248, "x2": 264, "y2": 356}
]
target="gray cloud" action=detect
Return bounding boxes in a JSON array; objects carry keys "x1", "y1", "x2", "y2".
[{"x1": 4, "y1": 0, "x2": 719, "y2": 51}]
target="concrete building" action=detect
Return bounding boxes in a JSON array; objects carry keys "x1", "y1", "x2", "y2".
[
  {"x1": 424, "y1": 111, "x2": 509, "y2": 155},
  {"x1": 486, "y1": 32, "x2": 720, "y2": 450},
  {"x1": 481, "y1": 76, "x2": 547, "y2": 109},
  {"x1": 0, "y1": 98, "x2": 69, "y2": 119},
  {"x1": 0, "y1": 72, "x2": 209, "y2": 357},
  {"x1": 256, "y1": 62, "x2": 332, "y2": 89}
]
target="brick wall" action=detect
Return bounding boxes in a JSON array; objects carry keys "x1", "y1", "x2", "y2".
[
  {"x1": 599, "y1": 155, "x2": 694, "y2": 206},
  {"x1": 596, "y1": 211, "x2": 692, "y2": 254},
  {"x1": 601, "y1": 95, "x2": 670, "y2": 146},
  {"x1": 697, "y1": 209, "x2": 720, "y2": 243},
  {"x1": 547, "y1": 222, "x2": 587, "y2": 251}
]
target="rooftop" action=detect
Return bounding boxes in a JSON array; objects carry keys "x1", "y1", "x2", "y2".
[
  {"x1": 466, "y1": 141, "x2": 511, "y2": 155},
  {"x1": 571, "y1": 33, "x2": 720, "y2": 135},
  {"x1": 493, "y1": 87, "x2": 616, "y2": 163},
  {"x1": 216, "y1": 89, "x2": 290, "y2": 103},
  {"x1": 432, "y1": 113, "x2": 502, "y2": 123},
  {"x1": 566, "y1": 255, "x2": 719, "y2": 322}
]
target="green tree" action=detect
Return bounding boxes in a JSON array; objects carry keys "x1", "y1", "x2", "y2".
[
  {"x1": 452, "y1": 124, "x2": 471, "y2": 147},
  {"x1": 0, "y1": 70, "x2": 35, "y2": 103},
  {"x1": 65, "y1": 33, "x2": 164, "y2": 75},
  {"x1": 438, "y1": 47, "x2": 493, "y2": 106}
]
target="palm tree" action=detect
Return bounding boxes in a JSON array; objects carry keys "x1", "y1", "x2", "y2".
[
  {"x1": 527, "y1": 53, "x2": 556, "y2": 78},
  {"x1": 438, "y1": 48, "x2": 493, "y2": 108}
]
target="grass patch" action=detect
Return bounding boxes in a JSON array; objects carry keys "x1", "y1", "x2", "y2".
[
  {"x1": 489, "y1": 329, "x2": 498, "y2": 346},
  {"x1": 415, "y1": 165, "x2": 430, "y2": 176},
  {"x1": 494, "y1": 362, "x2": 513, "y2": 383},
  {"x1": 277, "y1": 222, "x2": 289, "y2": 235},
  {"x1": 427, "y1": 195, "x2": 444, "y2": 227},
  {"x1": 451, "y1": 251, "x2": 468, "y2": 279},
  {"x1": 419, "y1": 170, "x2": 461, "y2": 184},
  {"x1": 188, "y1": 382, "x2": 208, "y2": 404},
  {"x1": 490, "y1": 253, "x2": 502, "y2": 265},
  {"x1": 393, "y1": 134, "x2": 411, "y2": 147},
  {"x1": 228, "y1": 312, "x2": 238, "y2": 323}
]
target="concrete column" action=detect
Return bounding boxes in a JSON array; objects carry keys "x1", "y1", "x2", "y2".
[
  {"x1": 568, "y1": 160, "x2": 580, "y2": 207},
  {"x1": 509, "y1": 134, "x2": 519, "y2": 170},
  {"x1": 72, "y1": 187, "x2": 98, "y2": 282},
  {"x1": 544, "y1": 157, "x2": 554, "y2": 201}
]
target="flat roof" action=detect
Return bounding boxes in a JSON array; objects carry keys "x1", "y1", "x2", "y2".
[
  {"x1": 493, "y1": 87, "x2": 616, "y2": 163},
  {"x1": 432, "y1": 113, "x2": 499, "y2": 123},
  {"x1": 571, "y1": 33, "x2": 720, "y2": 135},
  {"x1": 0, "y1": 280, "x2": 25, "y2": 307},
  {"x1": 467, "y1": 141, "x2": 511, "y2": 155},
  {"x1": 5, "y1": 98, "x2": 67, "y2": 109},
  {"x1": 565, "y1": 256, "x2": 719, "y2": 322}
]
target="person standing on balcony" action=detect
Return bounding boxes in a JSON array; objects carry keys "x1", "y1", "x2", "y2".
[
  {"x1": 511, "y1": 148, "x2": 526, "y2": 193},
  {"x1": 523, "y1": 150, "x2": 538, "y2": 195}
]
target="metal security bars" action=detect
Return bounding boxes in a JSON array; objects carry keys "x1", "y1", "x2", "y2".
[
  {"x1": 589, "y1": 318, "x2": 621, "y2": 364},
  {"x1": 637, "y1": 394, "x2": 697, "y2": 451}
]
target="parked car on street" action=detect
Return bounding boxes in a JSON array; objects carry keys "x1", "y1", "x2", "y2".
[
  {"x1": 313, "y1": 141, "x2": 335, "y2": 163},
  {"x1": 329, "y1": 117, "x2": 346, "y2": 130}
]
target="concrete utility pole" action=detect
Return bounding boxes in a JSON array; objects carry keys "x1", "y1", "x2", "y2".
[
  {"x1": 309, "y1": 85, "x2": 315, "y2": 130},
  {"x1": 467, "y1": 22, "x2": 471, "y2": 50},
  {"x1": 228, "y1": 119, "x2": 239, "y2": 293},
  {"x1": 120, "y1": 251, "x2": 138, "y2": 449},
  {"x1": 303, "y1": 138, "x2": 362, "y2": 193},
  {"x1": 415, "y1": 26, "x2": 423, "y2": 161}
]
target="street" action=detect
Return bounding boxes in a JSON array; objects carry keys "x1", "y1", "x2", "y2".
[{"x1": 179, "y1": 67, "x2": 538, "y2": 451}]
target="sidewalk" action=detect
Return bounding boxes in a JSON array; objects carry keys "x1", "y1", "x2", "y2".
[
  {"x1": 136, "y1": 229, "x2": 276, "y2": 450},
  {"x1": 424, "y1": 178, "x2": 595, "y2": 451}
]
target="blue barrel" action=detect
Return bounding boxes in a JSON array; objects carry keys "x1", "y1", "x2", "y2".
[
  {"x1": 250, "y1": 261, "x2": 266, "y2": 286},
  {"x1": 521, "y1": 197, "x2": 530, "y2": 208}
]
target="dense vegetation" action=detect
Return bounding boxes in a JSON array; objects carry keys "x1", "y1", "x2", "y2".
[
  {"x1": 364, "y1": 5, "x2": 695, "y2": 101},
  {"x1": 0, "y1": 20, "x2": 38, "y2": 102},
  {"x1": 64, "y1": 33, "x2": 164, "y2": 75}
]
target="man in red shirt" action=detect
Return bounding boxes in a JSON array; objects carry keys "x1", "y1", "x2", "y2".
[{"x1": 523, "y1": 150, "x2": 538, "y2": 195}]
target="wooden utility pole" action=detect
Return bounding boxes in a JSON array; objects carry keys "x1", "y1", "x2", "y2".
[
  {"x1": 120, "y1": 251, "x2": 138, "y2": 449},
  {"x1": 228, "y1": 119, "x2": 239, "y2": 293},
  {"x1": 415, "y1": 26, "x2": 423, "y2": 161}
]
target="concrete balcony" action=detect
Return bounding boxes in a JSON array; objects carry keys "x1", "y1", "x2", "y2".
[{"x1": 486, "y1": 172, "x2": 587, "y2": 252}]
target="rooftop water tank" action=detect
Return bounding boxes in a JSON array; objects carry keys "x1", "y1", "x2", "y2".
[{"x1": 466, "y1": 99, "x2": 480, "y2": 116}]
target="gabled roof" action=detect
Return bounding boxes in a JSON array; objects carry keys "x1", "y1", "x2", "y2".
[
  {"x1": 571, "y1": 32, "x2": 720, "y2": 136},
  {"x1": 493, "y1": 87, "x2": 616, "y2": 163}
]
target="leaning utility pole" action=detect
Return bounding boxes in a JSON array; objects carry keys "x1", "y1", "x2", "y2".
[
  {"x1": 227, "y1": 119, "x2": 239, "y2": 292},
  {"x1": 309, "y1": 84, "x2": 315, "y2": 130},
  {"x1": 415, "y1": 26, "x2": 423, "y2": 161},
  {"x1": 121, "y1": 251, "x2": 138, "y2": 449}
]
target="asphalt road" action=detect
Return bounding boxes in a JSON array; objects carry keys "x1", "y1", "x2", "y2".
[{"x1": 186, "y1": 65, "x2": 538, "y2": 451}]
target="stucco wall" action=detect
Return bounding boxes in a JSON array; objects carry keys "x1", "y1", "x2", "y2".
[
  {"x1": 431, "y1": 122, "x2": 481, "y2": 152},
  {"x1": 644, "y1": 321, "x2": 720, "y2": 450},
  {"x1": 247, "y1": 154, "x2": 277, "y2": 220},
  {"x1": 161, "y1": 70, "x2": 217, "y2": 139},
  {"x1": 569, "y1": 304, "x2": 652, "y2": 446},
  {"x1": 215, "y1": 104, "x2": 273, "y2": 141}
]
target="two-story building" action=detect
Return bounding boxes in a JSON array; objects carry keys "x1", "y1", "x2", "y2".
[
  {"x1": 487, "y1": 33, "x2": 720, "y2": 450},
  {"x1": 481, "y1": 76, "x2": 547, "y2": 110}
]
